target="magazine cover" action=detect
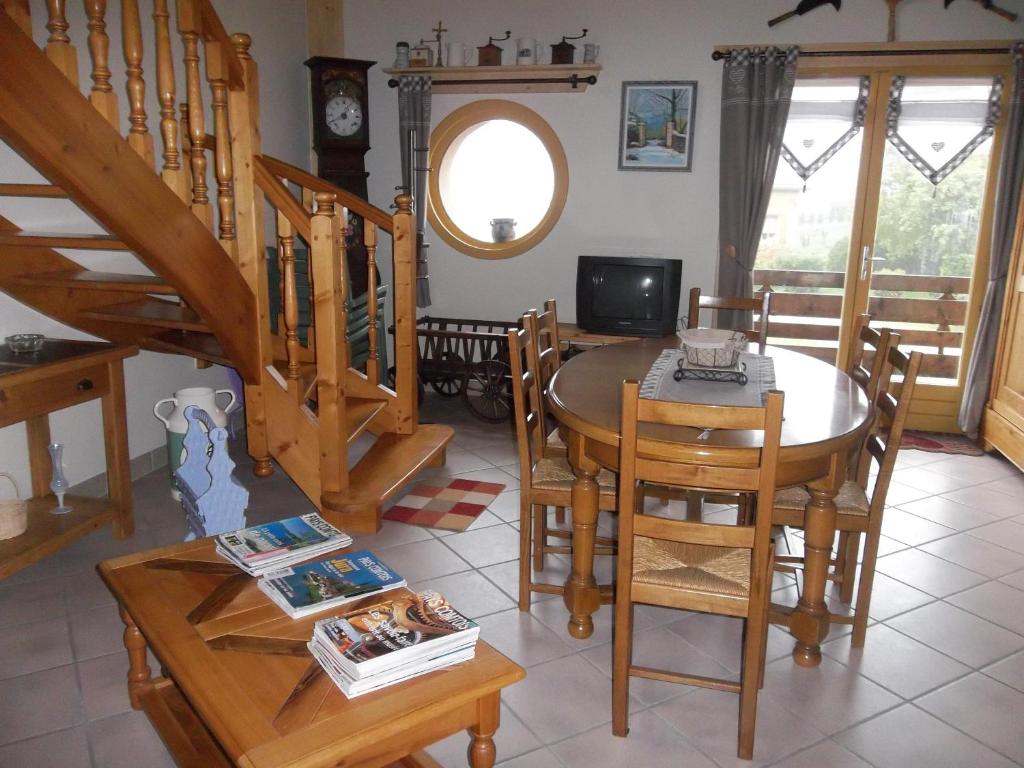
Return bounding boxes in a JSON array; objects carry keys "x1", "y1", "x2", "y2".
[
  {"x1": 309, "y1": 640, "x2": 475, "y2": 698},
  {"x1": 316, "y1": 590, "x2": 478, "y2": 671},
  {"x1": 260, "y1": 550, "x2": 405, "y2": 614},
  {"x1": 218, "y1": 513, "x2": 346, "y2": 563}
]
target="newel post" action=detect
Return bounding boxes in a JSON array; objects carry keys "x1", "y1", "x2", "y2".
[
  {"x1": 392, "y1": 193, "x2": 418, "y2": 433},
  {"x1": 311, "y1": 192, "x2": 348, "y2": 497}
]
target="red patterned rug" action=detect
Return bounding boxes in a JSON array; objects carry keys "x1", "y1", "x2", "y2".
[
  {"x1": 383, "y1": 479, "x2": 506, "y2": 531},
  {"x1": 898, "y1": 430, "x2": 984, "y2": 456}
]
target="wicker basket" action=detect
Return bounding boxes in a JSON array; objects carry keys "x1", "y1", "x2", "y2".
[
  {"x1": 0, "y1": 473, "x2": 27, "y2": 541},
  {"x1": 677, "y1": 328, "x2": 747, "y2": 368}
]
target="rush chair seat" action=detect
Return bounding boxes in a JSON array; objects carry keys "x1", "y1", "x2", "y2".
[
  {"x1": 687, "y1": 287, "x2": 773, "y2": 353},
  {"x1": 507, "y1": 323, "x2": 617, "y2": 610},
  {"x1": 770, "y1": 345, "x2": 922, "y2": 648},
  {"x1": 612, "y1": 381, "x2": 785, "y2": 760}
]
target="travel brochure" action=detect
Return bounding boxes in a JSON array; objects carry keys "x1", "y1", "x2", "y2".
[
  {"x1": 215, "y1": 512, "x2": 353, "y2": 576},
  {"x1": 258, "y1": 549, "x2": 406, "y2": 618}
]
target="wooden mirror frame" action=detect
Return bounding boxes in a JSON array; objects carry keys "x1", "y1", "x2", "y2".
[{"x1": 427, "y1": 100, "x2": 569, "y2": 259}]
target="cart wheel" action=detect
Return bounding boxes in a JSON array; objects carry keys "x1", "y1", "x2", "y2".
[
  {"x1": 464, "y1": 359, "x2": 512, "y2": 423},
  {"x1": 429, "y1": 352, "x2": 466, "y2": 397}
]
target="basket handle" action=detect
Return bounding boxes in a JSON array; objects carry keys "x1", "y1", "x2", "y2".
[{"x1": 0, "y1": 472, "x2": 22, "y2": 501}]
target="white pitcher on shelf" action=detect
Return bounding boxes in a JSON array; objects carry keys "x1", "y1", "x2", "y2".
[{"x1": 153, "y1": 387, "x2": 236, "y2": 500}]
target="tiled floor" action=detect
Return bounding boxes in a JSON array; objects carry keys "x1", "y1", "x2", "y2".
[{"x1": 2, "y1": 393, "x2": 1024, "y2": 767}]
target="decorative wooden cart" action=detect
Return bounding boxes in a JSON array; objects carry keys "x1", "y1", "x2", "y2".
[{"x1": 403, "y1": 316, "x2": 520, "y2": 422}]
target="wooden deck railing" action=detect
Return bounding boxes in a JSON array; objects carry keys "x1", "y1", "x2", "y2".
[{"x1": 753, "y1": 269, "x2": 970, "y2": 380}]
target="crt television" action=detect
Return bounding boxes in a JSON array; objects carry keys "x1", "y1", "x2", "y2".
[{"x1": 576, "y1": 255, "x2": 683, "y2": 336}]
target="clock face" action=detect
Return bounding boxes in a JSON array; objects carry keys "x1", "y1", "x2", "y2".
[{"x1": 325, "y1": 93, "x2": 363, "y2": 137}]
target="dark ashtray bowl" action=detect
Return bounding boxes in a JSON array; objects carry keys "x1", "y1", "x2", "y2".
[{"x1": 5, "y1": 334, "x2": 45, "y2": 353}]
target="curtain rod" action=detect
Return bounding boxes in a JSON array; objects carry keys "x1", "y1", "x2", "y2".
[
  {"x1": 711, "y1": 47, "x2": 1008, "y2": 61},
  {"x1": 387, "y1": 74, "x2": 598, "y2": 88}
]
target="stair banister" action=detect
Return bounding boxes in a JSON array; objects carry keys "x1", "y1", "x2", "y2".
[
  {"x1": 84, "y1": 0, "x2": 118, "y2": 126},
  {"x1": 365, "y1": 221, "x2": 380, "y2": 385},
  {"x1": 122, "y1": 0, "x2": 154, "y2": 165},
  {"x1": 44, "y1": 0, "x2": 77, "y2": 84},
  {"x1": 1, "y1": 0, "x2": 31, "y2": 34}
]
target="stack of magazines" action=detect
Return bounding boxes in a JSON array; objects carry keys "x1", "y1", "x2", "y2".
[
  {"x1": 309, "y1": 590, "x2": 479, "y2": 698},
  {"x1": 258, "y1": 549, "x2": 406, "y2": 618},
  {"x1": 215, "y1": 513, "x2": 352, "y2": 576}
]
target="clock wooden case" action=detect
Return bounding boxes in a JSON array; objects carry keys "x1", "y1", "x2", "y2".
[{"x1": 305, "y1": 56, "x2": 375, "y2": 200}]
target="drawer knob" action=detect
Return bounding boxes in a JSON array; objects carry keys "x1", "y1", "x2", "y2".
[{"x1": 77, "y1": 378, "x2": 94, "y2": 391}]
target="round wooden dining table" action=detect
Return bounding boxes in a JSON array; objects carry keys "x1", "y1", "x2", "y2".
[{"x1": 547, "y1": 338, "x2": 873, "y2": 667}]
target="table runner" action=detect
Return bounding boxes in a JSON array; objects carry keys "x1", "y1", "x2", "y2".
[{"x1": 640, "y1": 349, "x2": 776, "y2": 406}]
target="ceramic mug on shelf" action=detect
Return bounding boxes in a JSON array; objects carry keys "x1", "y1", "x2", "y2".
[
  {"x1": 516, "y1": 38, "x2": 538, "y2": 65},
  {"x1": 446, "y1": 42, "x2": 473, "y2": 66},
  {"x1": 583, "y1": 43, "x2": 600, "y2": 63}
]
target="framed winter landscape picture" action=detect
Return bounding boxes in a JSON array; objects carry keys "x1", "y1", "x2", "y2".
[{"x1": 618, "y1": 81, "x2": 697, "y2": 171}]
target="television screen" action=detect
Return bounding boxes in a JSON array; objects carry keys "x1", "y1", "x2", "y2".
[{"x1": 576, "y1": 256, "x2": 682, "y2": 336}]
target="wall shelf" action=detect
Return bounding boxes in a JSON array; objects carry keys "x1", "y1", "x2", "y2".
[{"x1": 383, "y1": 63, "x2": 601, "y2": 94}]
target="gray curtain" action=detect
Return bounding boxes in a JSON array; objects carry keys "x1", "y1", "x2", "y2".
[
  {"x1": 717, "y1": 47, "x2": 798, "y2": 329},
  {"x1": 959, "y1": 44, "x2": 1024, "y2": 437},
  {"x1": 398, "y1": 75, "x2": 432, "y2": 308}
]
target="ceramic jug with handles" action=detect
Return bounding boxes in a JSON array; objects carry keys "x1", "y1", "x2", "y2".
[{"x1": 153, "y1": 387, "x2": 236, "y2": 499}]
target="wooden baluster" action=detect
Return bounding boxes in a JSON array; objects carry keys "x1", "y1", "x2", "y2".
[
  {"x1": 83, "y1": 1, "x2": 118, "y2": 125},
  {"x1": 153, "y1": 0, "x2": 187, "y2": 201},
  {"x1": 302, "y1": 187, "x2": 317, "y2": 349},
  {"x1": 278, "y1": 216, "x2": 301, "y2": 388},
  {"x1": 392, "y1": 194, "x2": 417, "y2": 432},
  {"x1": 336, "y1": 205, "x2": 350, "y2": 371},
  {"x1": 0, "y1": 1, "x2": 32, "y2": 36},
  {"x1": 365, "y1": 221, "x2": 380, "y2": 384},
  {"x1": 45, "y1": 0, "x2": 78, "y2": 85},
  {"x1": 311, "y1": 192, "x2": 348, "y2": 496},
  {"x1": 206, "y1": 44, "x2": 236, "y2": 244},
  {"x1": 121, "y1": 0, "x2": 154, "y2": 165},
  {"x1": 181, "y1": 24, "x2": 211, "y2": 226}
]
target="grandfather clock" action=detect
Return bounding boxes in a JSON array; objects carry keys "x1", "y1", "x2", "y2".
[
  {"x1": 305, "y1": 56, "x2": 375, "y2": 199},
  {"x1": 305, "y1": 56, "x2": 377, "y2": 297}
]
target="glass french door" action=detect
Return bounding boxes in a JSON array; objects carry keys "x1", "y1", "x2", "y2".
[{"x1": 755, "y1": 57, "x2": 1011, "y2": 431}]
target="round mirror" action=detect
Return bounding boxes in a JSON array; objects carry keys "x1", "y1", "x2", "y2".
[{"x1": 428, "y1": 101, "x2": 568, "y2": 259}]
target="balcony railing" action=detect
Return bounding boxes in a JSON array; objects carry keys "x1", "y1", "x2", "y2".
[{"x1": 753, "y1": 269, "x2": 969, "y2": 381}]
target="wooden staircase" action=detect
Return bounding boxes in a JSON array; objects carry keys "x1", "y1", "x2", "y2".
[{"x1": 0, "y1": 0, "x2": 452, "y2": 533}]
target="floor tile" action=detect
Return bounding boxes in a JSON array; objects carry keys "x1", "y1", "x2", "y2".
[
  {"x1": 967, "y1": 518, "x2": 1024, "y2": 555},
  {"x1": 529, "y1": 592, "x2": 644, "y2": 652},
  {"x1": 925, "y1": 454, "x2": 1019, "y2": 484},
  {"x1": 885, "y1": 601, "x2": 1024, "y2": 668},
  {"x1": 494, "y1": 746, "x2": 563, "y2": 768},
  {"x1": 551, "y1": 709, "x2": 717, "y2": 768},
  {"x1": 369, "y1": 537, "x2": 470, "y2": 583},
  {"x1": 441, "y1": 523, "x2": 520, "y2": 568},
  {"x1": 983, "y1": 650, "x2": 1024, "y2": 693},
  {"x1": 426, "y1": 702, "x2": 540, "y2": 767},
  {"x1": 769, "y1": 739, "x2": 873, "y2": 768},
  {"x1": 946, "y1": 580, "x2": 1024, "y2": 635},
  {"x1": 917, "y1": 673, "x2": 1024, "y2": 764},
  {"x1": 941, "y1": 485, "x2": 1024, "y2": 519},
  {"x1": 653, "y1": 687, "x2": 825, "y2": 768},
  {"x1": 0, "y1": 665, "x2": 84, "y2": 744},
  {"x1": 503, "y1": 654, "x2": 628, "y2": 744},
  {"x1": 861, "y1": 571, "x2": 935, "y2": 621},
  {"x1": 0, "y1": 617, "x2": 73, "y2": 680},
  {"x1": 478, "y1": 557, "x2": 565, "y2": 606},
  {"x1": 0, "y1": 575, "x2": 67, "y2": 629},
  {"x1": 761, "y1": 654, "x2": 900, "y2": 734},
  {"x1": 0, "y1": 726, "x2": 91, "y2": 768},
  {"x1": 836, "y1": 703, "x2": 1018, "y2": 768},
  {"x1": 892, "y1": 466, "x2": 978, "y2": 494},
  {"x1": 879, "y1": 507, "x2": 956, "y2": 547},
  {"x1": 896, "y1": 495, "x2": 999, "y2": 531},
  {"x1": 874, "y1": 548, "x2": 987, "y2": 597},
  {"x1": 68, "y1": 603, "x2": 126, "y2": 661},
  {"x1": 1002, "y1": 569, "x2": 1024, "y2": 591},
  {"x1": 920, "y1": 533, "x2": 1024, "y2": 579},
  {"x1": 475, "y1": 608, "x2": 574, "y2": 668},
  {"x1": 77, "y1": 651, "x2": 133, "y2": 721},
  {"x1": 981, "y1": 473, "x2": 1024, "y2": 498},
  {"x1": 822, "y1": 623, "x2": 970, "y2": 699},
  {"x1": 881, "y1": 480, "x2": 932, "y2": 507},
  {"x1": 87, "y1": 709, "x2": 176, "y2": 768},
  {"x1": 466, "y1": 442, "x2": 520, "y2": 468},
  {"x1": 486, "y1": 490, "x2": 522, "y2": 523},
  {"x1": 349, "y1": 518, "x2": 435, "y2": 551},
  {"x1": 665, "y1": 612, "x2": 744, "y2": 673},
  {"x1": 581, "y1": 626, "x2": 733, "y2": 706},
  {"x1": 413, "y1": 569, "x2": 514, "y2": 620}
]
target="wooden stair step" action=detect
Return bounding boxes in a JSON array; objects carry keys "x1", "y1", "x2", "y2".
[
  {"x1": 321, "y1": 424, "x2": 455, "y2": 533},
  {"x1": 0, "y1": 183, "x2": 68, "y2": 198},
  {"x1": 344, "y1": 397, "x2": 388, "y2": 445},
  {"x1": 0, "y1": 231, "x2": 130, "y2": 250},
  {"x1": 81, "y1": 298, "x2": 209, "y2": 332},
  {"x1": 147, "y1": 330, "x2": 231, "y2": 367},
  {"x1": 12, "y1": 269, "x2": 176, "y2": 294}
]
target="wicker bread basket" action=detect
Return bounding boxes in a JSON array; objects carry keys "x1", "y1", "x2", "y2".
[
  {"x1": 677, "y1": 328, "x2": 747, "y2": 368},
  {"x1": 0, "y1": 473, "x2": 28, "y2": 541}
]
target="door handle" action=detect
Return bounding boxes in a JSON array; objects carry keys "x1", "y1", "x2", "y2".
[{"x1": 860, "y1": 246, "x2": 872, "y2": 280}]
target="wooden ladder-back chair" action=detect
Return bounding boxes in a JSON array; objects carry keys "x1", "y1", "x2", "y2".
[
  {"x1": 507, "y1": 325, "x2": 617, "y2": 610},
  {"x1": 771, "y1": 345, "x2": 922, "y2": 647},
  {"x1": 687, "y1": 288, "x2": 773, "y2": 353},
  {"x1": 526, "y1": 300, "x2": 568, "y2": 524},
  {"x1": 613, "y1": 382, "x2": 785, "y2": 760}
]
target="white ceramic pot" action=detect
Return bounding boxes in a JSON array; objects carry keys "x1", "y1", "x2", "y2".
[{"x1": 154, "y1": 387, "x2": 236, "y2": 499}]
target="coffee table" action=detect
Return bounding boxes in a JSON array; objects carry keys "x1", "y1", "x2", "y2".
[{"x1": 99, "y1": 538, "x2": 525, "y2": 768}]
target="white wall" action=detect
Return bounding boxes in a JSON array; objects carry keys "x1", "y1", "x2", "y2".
[
  {"x1": 0, "y1": 0, "x2": 310, "y2": 493},
  {"x1": 343, "y1": 0, "x2": 1020, "y2": 323}
]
